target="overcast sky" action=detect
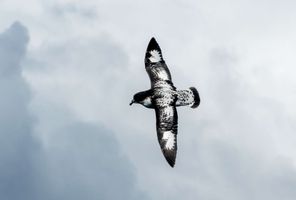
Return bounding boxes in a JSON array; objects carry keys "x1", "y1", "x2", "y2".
[{"x1": 1, "y1": 0, "x2": 296, "y2": 200}]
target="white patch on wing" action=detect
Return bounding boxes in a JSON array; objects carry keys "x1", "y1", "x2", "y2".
[
  {"x1": 162, "y1": 131, "x2": 175, "y2": 150},
  {"x1": 157, "y1": 69, "x2": 168, "y2": 80},
  {"x1": 149, "y1": 50, "x2": 161, "y2": 63},
  {"x1": 151, "y1": 67, "x2": 170, "y2": 81}
]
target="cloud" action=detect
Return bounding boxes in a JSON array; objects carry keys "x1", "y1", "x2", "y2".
[
  {"x1": 174, "y1": 46, "x2": 296, "y2": 200},
  {"x1": 0, "y1": 22, "x2": 148, "y2": 200},
  {"x1": 2, "y1": 1, "x2": 296, "y2": 200},
  {"x1": 0, "y1": 21, "x2": 45, "y2": 200},
  {"x1": 51, "y1": 3, "x2": 97, "y2": 19},
  {"x1": 43, "y1": 121, "x2": 147, "y2": 200}
]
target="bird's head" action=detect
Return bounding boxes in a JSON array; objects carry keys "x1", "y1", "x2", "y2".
[
  {"x1": 129, "y1": 90, "x2": 152, "y2": 106},
  {"x1": 130, "y1": 92, "x2": 144, "y2": 106}
]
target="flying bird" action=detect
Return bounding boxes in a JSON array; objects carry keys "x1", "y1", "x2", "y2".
[{"x1": 130, "y1": 38, "x2": 200, "y2": 167}]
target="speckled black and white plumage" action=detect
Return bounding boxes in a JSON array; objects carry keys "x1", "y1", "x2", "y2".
[{"x1": 130, "y1": 38, "x2": 200, "y2": 167}]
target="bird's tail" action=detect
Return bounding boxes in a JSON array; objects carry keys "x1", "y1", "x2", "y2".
[
  {"x1": 176, "y1": 87, "x2": 200, "y2": 108},
  {"x1": 189, "y1": 87, "x2": 200, "y2": 108}
]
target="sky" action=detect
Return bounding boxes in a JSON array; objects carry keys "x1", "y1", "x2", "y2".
[{"x1": 1, "y1": 0, "x2": 296, "y2": 199}]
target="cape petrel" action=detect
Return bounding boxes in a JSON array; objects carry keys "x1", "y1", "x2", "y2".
[{"x1": 130, "y1": 38, "x2": 200, "y2": 167}]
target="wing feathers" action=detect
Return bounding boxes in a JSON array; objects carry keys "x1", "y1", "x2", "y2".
[
  {"x1": 155, "y1": 105, "x2": 178, "y2": 167},
  {"x1": 145, "y1": 37, "x2": 163, "y2": 64},
  {"x1": 145, "y1": 38, "x2": 172, "y2": 87}
]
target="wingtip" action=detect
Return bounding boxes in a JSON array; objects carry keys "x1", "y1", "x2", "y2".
[
  {"x1": 162, "y1": 149, "x2": 176, "y2": 168},
  {"x1": 165, "y1": 156, "x2": 176, "y2": 168},
  {"x1": 147, "y1": 37, "x2": 161, "y2": 52},
  {"x1": 145, "y1": 37, "x2": 163, "y2": 64},
  {"x1": 168, "y1": 161, "x2": 175, "y2": 168}
]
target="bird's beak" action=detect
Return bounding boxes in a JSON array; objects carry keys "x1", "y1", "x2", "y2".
[{"x1": 129, "y1": 99, "x2": 135, "y2": 106}]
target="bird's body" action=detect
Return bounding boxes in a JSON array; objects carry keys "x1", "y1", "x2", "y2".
[{"x1": 130, "y1": 38, "x2": 200, "y2": 167}]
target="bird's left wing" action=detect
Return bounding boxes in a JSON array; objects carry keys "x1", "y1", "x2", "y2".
[
  {"x1": 155, "y1": 105, "x2": 178, "y2": 167},
  {"x1": 145, "y1": 38, "x2": 172, "y2": 87}
]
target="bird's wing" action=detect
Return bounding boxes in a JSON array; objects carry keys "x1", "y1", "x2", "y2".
[
  {"x1": 155, "y1": 104, "x2": 178, "y2": 167},
  {"x1": 145, "y1": 38, "x2": 172, "y2": 87}
]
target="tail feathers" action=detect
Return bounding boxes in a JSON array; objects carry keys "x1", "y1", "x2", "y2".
[
  {"x1": 189, "y1": 87, "x2": 200, "y2": 108},
  {"x1": 176, "y1": 87, "x2": 200, "y2": 108}
]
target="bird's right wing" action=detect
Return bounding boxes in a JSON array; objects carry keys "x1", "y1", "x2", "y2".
[
  {"x1": 155, "y1": 105, "x2": 178, "y2": 167},
  {"x1": 145, "y1": 38, "x2": 172, "y2": 87}
]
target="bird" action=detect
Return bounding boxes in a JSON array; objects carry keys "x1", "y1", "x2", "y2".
[{"x1": 130, "y1": 37, "x2": 200, "y2": 167}]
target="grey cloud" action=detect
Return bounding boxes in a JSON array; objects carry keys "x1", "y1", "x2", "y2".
[
  {"x1": 51, "y1": 3, "x2": 97, "y2": 19},
  {"x1": 0, "y1": 22, "x2": 28, "y2": 76},
  {"x1": 43, "y1": 121, "x2": 147, "y2": 200},
  {"x1": 0, "y1": 22, "x2": 148, "y2": 200},
  {"x1": 0, "y1": 22, "x2": 46, "y2": 200}
]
